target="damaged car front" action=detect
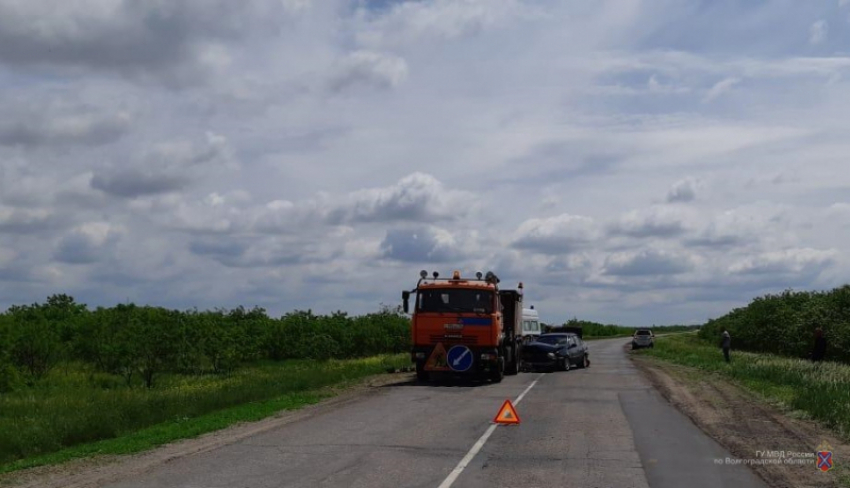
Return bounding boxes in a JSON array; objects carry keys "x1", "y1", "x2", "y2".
[{"x1": 521, "y1": 334, "x2": 570, "y2": 372}]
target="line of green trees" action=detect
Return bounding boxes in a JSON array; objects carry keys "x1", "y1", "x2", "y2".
[
  {"x1": 698, "y1": 285, "x2": 850, "y2": 363},
  {"x1": 0, "y1": 295, "x2": 411, "y2": 392},
  {"x1": 545, "y1": 318, "x2": 700, "y2": 337}
]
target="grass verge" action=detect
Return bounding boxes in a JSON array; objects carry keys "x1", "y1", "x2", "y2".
[
  {"x1": 0, "y1": 354, "x2": 409, "y2": 474},
  {"x1": 637, "y1": 334, "x2": 850, "y2": 441}
]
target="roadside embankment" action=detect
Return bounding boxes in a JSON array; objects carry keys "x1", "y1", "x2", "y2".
[{"x1": 631, "y1": 334, "x2": 850, "y2": 488}]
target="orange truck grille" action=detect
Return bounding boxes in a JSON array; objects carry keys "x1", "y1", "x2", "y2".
[{"x1": 429, "y1": 335, "x2": 478, "y2": 345}]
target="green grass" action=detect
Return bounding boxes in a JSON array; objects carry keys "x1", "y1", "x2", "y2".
[
  {"x1": 638, "y1": 334, "x2": 850, "y2": 440},
  {"x1": 0, "y1": 354, "x2": 409, "y2": 473}
]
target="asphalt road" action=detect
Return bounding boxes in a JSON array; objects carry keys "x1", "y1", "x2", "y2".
[{"x1": 105, "y1": 338, "x2": 767, "y2": 488}]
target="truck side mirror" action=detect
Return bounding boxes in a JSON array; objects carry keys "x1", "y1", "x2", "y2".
[{"x1": 402, "y1": 291, "x2": 410, "y2": 313}]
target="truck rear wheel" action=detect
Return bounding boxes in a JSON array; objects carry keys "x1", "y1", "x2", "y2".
[
  {"x1": 490, "y1": 357, "x2": 504, "y2": 383},
  {"x1": 505, "y1": 344, "x2": 519, "y2": 376}
]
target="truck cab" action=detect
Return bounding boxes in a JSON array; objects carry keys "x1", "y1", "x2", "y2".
[{"x1": 402, "y1": 270, "x2": 523, "y2": 383}]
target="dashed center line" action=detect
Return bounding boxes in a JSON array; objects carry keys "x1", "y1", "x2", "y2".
[{"x1": 436, "y1": 374, "x2": 545, "y2": 488}]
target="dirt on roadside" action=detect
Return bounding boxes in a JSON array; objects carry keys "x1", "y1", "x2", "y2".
[
  {"x1": 630, "y1": 352, "x2": 849, "y2": 488},
  {"x1": 0, "y1": 372, "x2": 415, "y2": 488}
]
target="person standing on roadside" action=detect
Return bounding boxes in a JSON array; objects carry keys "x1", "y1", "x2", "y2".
[
  {"x1": 811, "y1": 327, "x2": 827, "y2": 363},
  {"x1": 719, "y1": 327, "x2": 731, "y2": 363}
]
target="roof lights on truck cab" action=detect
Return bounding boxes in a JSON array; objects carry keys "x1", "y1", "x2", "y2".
[
  {"x1": 419, "y1": 269, "x2": 501, "y2": 284},
  {"x1": 416, "y1": 270, "x2": 508, "y2": 285},
  {"x1": 419, "y1": 269, "x2": 440, "y2": 280}
]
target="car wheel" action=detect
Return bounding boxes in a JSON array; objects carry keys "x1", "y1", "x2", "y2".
[
  {"x1": 576, "y1": 354, "x2": 587, "y2": 369},
  {"x1": 562, "y1": 357, "x2": 570, "y2": 371}
]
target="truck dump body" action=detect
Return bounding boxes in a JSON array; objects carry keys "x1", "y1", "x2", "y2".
[{"x1": 499, "y1": 289, "x2": 522, "y2": 345}]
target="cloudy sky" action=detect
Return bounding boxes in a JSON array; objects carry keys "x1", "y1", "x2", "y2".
[{"x1": 1, "y1": 0, "x2": 849, "y2": 326}]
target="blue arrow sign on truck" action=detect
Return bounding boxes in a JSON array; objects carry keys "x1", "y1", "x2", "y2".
[{"x1": 447, "y1": 345, "x2": 473, "y2": 372}]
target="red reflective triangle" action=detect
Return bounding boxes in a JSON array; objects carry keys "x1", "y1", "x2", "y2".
[{"x1": 493, "y1": 399, "x2": 520, "y2": 424}]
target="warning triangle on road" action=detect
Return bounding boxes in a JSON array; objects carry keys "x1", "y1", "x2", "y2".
[{"x1": 493, "y1": 399, "x2": 520, "y2": 425}]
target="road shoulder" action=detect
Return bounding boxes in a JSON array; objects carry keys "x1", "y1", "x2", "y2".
[{"x1": 630, "y1": 353, "x2": 849, "y2": 488}]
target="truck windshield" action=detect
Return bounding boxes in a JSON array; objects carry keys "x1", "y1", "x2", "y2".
[{"x1": 417, "y1": 289, "x2": 494, "y2": 314}]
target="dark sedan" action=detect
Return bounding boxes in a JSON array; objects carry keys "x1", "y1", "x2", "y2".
[{"x1": 520, "y1": 333, "x2": 589, "y2": 372}]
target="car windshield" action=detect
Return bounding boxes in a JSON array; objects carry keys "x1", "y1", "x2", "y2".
[
  {"x1": 417, "y1": 288, "x2": 494, "y2": 313},
  {"x1": 636, "y1": 330, "x2": 651, "y2": 336},
  {"x1": 535, "y1": 335, "x2": 569, "y2": 345}
]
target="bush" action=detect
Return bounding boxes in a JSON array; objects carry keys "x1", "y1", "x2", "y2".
[
  {"x1": 699, "y1": 285, "x2": 850, "y2": 364},
  {"x1": 0, "y1": 296, "x2": 413, "y2": 387},
  {"x1": 0, "y1": 363, "x2": 21, "y2": 393},
  {"x1": 6, "y1": 306, "x2": 62, "y2": 382}
]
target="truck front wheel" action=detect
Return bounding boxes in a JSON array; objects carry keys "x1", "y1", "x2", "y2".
[{"x1": 415, "y1": 361, "x2": 428, "y2": 382}]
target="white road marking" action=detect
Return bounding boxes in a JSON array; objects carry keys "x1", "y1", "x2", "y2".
[
  {"x1": 436, "y1": 374, "x2": 544, "y2": 488},
  {"x1": 513, "y1": 375, "x2": 540, "y2": 404}
]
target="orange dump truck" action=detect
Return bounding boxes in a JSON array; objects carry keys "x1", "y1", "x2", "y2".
[{"x1": 402, "y1": 270, "x2": 523, "y2": 383}]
